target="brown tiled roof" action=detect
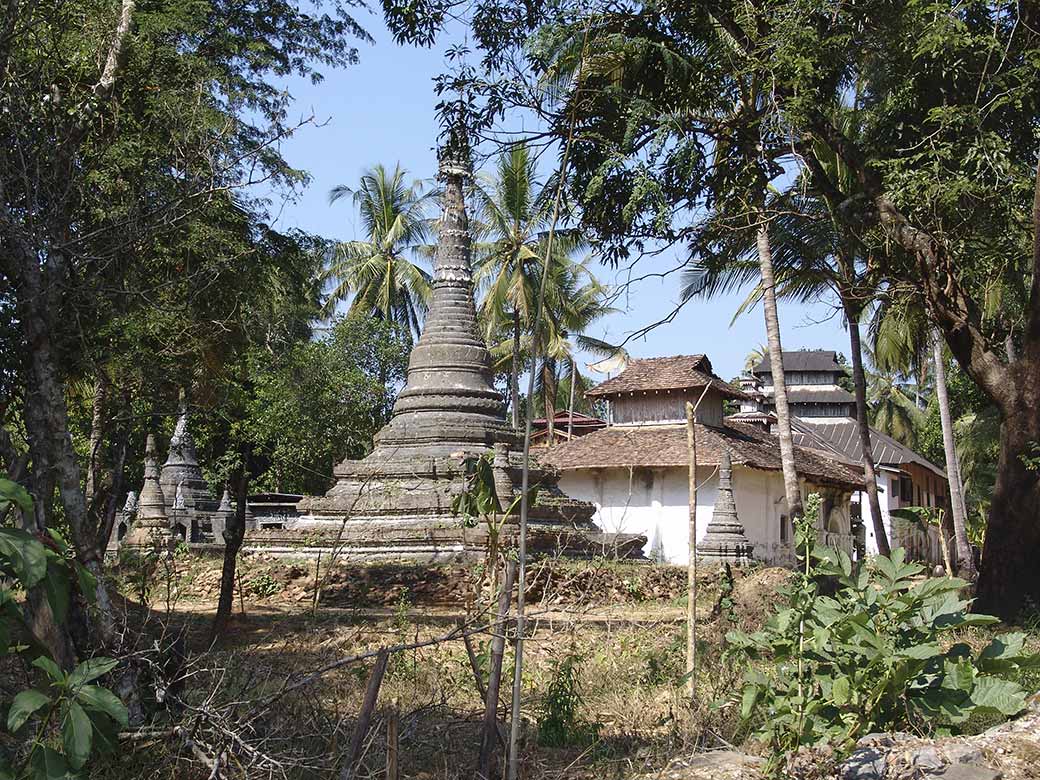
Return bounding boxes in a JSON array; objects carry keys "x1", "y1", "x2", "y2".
[
  {"x1": 532, "y1": 411, "x2": 604, "y2": 427},
  {"x1": 540, "y1": 421, "x2": 864, "y2": 490},
  {"x1": 586, "y1": 355, "x2": 747, "y2": 400}
]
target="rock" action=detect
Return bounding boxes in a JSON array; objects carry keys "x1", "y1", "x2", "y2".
[
  {"x1": 944, "y1": 745, "x2": 984, "y2": 765},
  {"x1": 932, "y1": 765, "x2": 1002, "y2": 780},
  {"x1": 911, "y1": 745, "x2": 945, "y2": 772},
  {"x1": 842, "y1": 746, "x2": 888, "y2": 780}
]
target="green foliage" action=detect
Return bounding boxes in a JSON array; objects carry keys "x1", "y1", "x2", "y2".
[
  {"x1": 536, "y1": 649, "x2": 598, "y2": 747},
  {"x1": 728, "y1": 521, "x2": 1039, "y2": 769},
  {"x1": 195, "y1": 316, "x2": 409, "y2": 495},
  {"x1": 246, "y1": 572, "x2": 281, "y2": 599},
  {"x1": 0, "y1": 484, "x2": 127, "y2": 779},
  {"x1": 451, "y1": 453, "x2": 502, "y2": 525},
  {"x1": 325, "y1": 164, "x2": 434, "y2": 338}
]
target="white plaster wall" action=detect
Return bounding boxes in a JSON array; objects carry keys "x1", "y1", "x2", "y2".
[
  {"x1": 560, "y1": 464, "x2": 792, "y2": 565},
  {"x1": 851, "y1": 468, "x2": 944, "y2": 566}
]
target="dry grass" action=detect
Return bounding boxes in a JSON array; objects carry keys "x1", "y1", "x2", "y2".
[{"x1": 89, "y1": 556, "x2": 764, "y2": 780}]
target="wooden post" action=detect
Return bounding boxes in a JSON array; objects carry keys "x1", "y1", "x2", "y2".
[
  {"x1": 386, "y1": 697, "x2": 399, "y2": 780},
  {"x1": 685, "y1": 400, "x2": 698, "y2": 705},
  {"x1": 312, "y1": 550, "x2": 322, "y2": 616},
  {"x1": 464, "y1": 632, "x2": 488, "y2": 703},
  {"x1": 477, "y1": 558, "x2": 517, "y2": 780},
  {"x1": 340, "y1": 649, "x2": 390, "y2": 780}
]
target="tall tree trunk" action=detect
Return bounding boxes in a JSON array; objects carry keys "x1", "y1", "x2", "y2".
[
  {"x1": 84, "y1": 373, "x2": 108, "y2": 504},
  {"x1": 567, "y1": 358, "x2": 577, "y2": 440},
  {"x1": 755, "y1": 219, "x2": 803, "y2": 519},
  {"x1": 15, "y1": 246, "x2": 117, "y2": 649},
  {"x1": 931, "y1": 329, "x2": 976, "y2": 580},
  {"x1": 4, "y1": 426, "x2": 76, "y2": 669},
  {"x1": 510, "y1": 310, "x2": 521, "y2": 430},
  {"x1": 975, "y1": 383, "x2": 1040, "y2": 618},
  {"x1": 844, "y1": 301, "x2": 891, "y2": 556},
  {"x1": 210, "y1": 452, "x2": 249, "y2": 642},
  {"x1": 542, "y1": 362, "x2": 557, "y2": 445},
  {"x1": 973, "y1": 157, "x2": 1040, "y2": 619}
]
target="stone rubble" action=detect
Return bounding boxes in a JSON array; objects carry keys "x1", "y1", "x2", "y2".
[{"x1": 632, "y1": 699, "x2": 1040, "y2": 780}]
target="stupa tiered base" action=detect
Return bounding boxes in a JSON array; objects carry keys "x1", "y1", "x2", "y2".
[{"x1": 270, "y1": 448, "x2": 637, "y2": 561}]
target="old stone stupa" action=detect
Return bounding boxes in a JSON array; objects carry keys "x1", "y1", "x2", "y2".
[
  {"x1": 269, "y1": 135, "x2": 610, "y2": 560},
  {"x1": 698, "y1": 450, "x2": 753, "y2": 564}
]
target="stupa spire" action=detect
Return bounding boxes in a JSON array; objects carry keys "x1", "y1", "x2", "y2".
[
  {"x1": 161, "y1": 390, "x2": 211, "y2": 510},
  {"x1": 124, "y1": 434, "x2": 172, "y2": 547},
  {"x1": 371, "y1": 127, "x2": 515, "y2": 454},
  {"x1": 698, "y1": 450, "x2": 753, "y2": 564}
]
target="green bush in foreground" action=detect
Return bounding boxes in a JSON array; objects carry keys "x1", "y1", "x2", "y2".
[
  {"x1": 728, "y1": 515, "x2": 1039, "y2": 770},
  {"x1": 1, "y1": 479, "x2": 128, "y2": 779}
]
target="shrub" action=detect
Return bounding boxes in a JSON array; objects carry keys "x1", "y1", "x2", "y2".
[
  {"x1": 537, "y1": 650, "x2": 598, "y2": 747},
  {"x1": 727, "y1": 515, "x2": 1040, "y2": 770},
  {"x1": 1, "y1": 478, "x2": 128, "y2": 779}
]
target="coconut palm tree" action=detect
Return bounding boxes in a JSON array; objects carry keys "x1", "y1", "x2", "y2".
[
  {"x1": 870, "y1": 297, "x2": 975, "y2": 575},
  {"x1": 866, "y1": 368, "x2": 924, "y2": 447},
  {"x1": 324, "y1": 164, "x2": 434, "y2": 340},
  {"x1": 485, "y1": 256, "x2": 619, "y2": 440},
  {"x1": 683, "y1": 152, "x2": 893, "y2": 553},
  {"x1": 743, "y1": 344, "x2": 768, "y2": 375},
  {"x1": 473, "y1": 144, "x2": 588, "y2": 429}
]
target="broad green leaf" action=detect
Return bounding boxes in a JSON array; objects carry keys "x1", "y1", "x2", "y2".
[
  {"x1": 43, "y1": 563, "x2": 71, "y2": 623},
  {"x1": 32, "y1": 655, "x2": 65, "y2": 684},
  {"x1": 29, "y1": 746, "x2": 72, "y2": 780},
  {"x1": 7, "y1": 689, "x2": 50, "y2": 732},
  {"x1": 45, "y1": 528, "x2": 71, "y2": 554},
  {"x1": 73, "y1": 564, "x2": 97, "y2": 605},
  {"x1": 977, "y1": 633, "x2": 1036, "y2": 673},
  {"x1": 970, "y1": 676, "x2": 1028, "y2": 716},
  {"x1": 0, "y1": 478, "x2": 33, "y2": 513},
  {"x1": 943, "y1": 658, "x2": 975, "y2": 692},
  {"x1": 740, "y1": 685, "x2": 759, "y2": 720},
  {"x1": 0, "y1": 528, "x2": 48, "y2": 588},
  {"x1": 67, "y1": 658, "x2": 119, "y2": 689},
  {"x1": 62, "y1": 701, "x2": 93, "y2": 770},
  {"x1": 898, "y1": 643, "x2": 941, "y2": 660},
  {"x1": 75, "y1": 686, "x2": 128, "y2": 729},
  {"x1": 831, "y1": 675, "x2": 850, "y2": 706}
]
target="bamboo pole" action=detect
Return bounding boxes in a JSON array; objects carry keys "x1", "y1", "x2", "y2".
[
  {"x1": 386, "y1": 698, "x2": 399, "y2": 780},
  {"x1": 685, "y1": 401, "x2": 698, "y2": 704},
  {"x1": 478, "y1": 559, "x2": 517, "y2": 780},
  {"x1": 684, "y1": 385, "x2": 711, "y2": 705},
  {"x1": 340, "y1": 649, "x2": 389, "y2": 780},
  {"x1": 506, "y1": 22, "x2": 592, "y2": 780}
]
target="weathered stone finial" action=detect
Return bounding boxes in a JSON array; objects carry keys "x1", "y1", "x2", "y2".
[
  {"x1": 218, "y1": 486, "x2": 232, "y2": 513},
  {"x1": 124, "y1": 434, "x2": 173, "y2": 548},
  {"x1": 698, "y1": 450, "x2": 753, "y2": 564},
  {"x1": 122, "y1": 490, "x2": 138, "y2": 515}
]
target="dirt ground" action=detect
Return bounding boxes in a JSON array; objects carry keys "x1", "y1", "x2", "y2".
[{"x1": 87, "y1": 554, "x2": 765, "y2": 780}]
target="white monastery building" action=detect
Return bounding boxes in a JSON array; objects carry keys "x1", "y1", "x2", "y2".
[
  {"x1": 746, "y1": 350, "x2": 948, "y2": 565},
  {"x1": 541, "y1": 354, "x2": 864, "y2": 565}
]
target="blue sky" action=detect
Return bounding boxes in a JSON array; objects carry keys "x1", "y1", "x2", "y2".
[{"x1": 267, "y1": 12, "x2": 851, "y2": 381}]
